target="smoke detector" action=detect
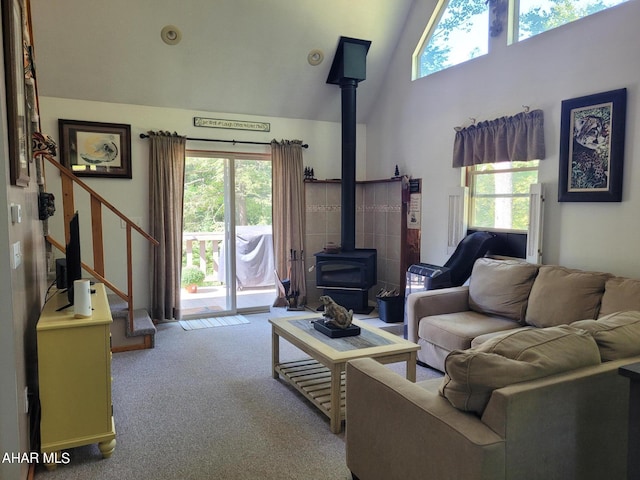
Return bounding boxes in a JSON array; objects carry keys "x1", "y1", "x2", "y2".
[
  {"x1": 161, "y1": 25, "x2": 182, "y2": 45},
  {"x1": 307, "y1": 49, "x2": 324, "y2": 66}
]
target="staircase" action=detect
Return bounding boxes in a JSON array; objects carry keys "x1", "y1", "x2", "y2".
[
  {"x1": 108, "y1": 294, "x2": 156, "y2": 352},
  {"x1": 41, "y1": 152, "x2": 160, "y2": 352}
]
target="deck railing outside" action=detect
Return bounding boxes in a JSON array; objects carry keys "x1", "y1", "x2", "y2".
[
  {"x1": 182, "y1": 228, "x2": 276, "y2": 290},
  {"x1": 183, "y1": 232, "x2": 223, "y2": 280}
]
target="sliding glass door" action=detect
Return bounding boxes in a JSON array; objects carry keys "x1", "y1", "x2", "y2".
[{"x1": 180, "y1": 151, "x2": 275, "y2": 318}]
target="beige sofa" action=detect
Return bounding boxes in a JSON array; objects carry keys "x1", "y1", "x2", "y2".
[
  {"x1": 346, "y1": 310, "x2": 640, "y2": 480},
  {"x1": 345, "y1": 258, "x2": 640, "y2": 479},
  {"x1": 406, "y1": 257, "x2": 640, "y2": 372}
]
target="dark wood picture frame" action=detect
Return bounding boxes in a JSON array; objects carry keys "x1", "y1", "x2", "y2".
[
  {"x1": 558, "y1": 88, "x2": 627, "y2": 202},
  {"x1": 2, "y1": 0, "x2": 30, "y2": 187},
  {"x1": 59, "y1": 119, "x2": 132, "y2": 179}
]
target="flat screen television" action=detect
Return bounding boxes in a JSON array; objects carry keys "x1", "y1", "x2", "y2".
[{"x1": 65, "y1": 211, "x2": 82, "y2": 305}]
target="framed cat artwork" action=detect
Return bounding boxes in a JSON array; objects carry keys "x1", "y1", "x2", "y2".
[{"x1": 558, "y1": 88, "x2": 627, "y2": 202}]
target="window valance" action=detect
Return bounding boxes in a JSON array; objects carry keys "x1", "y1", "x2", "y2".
[{"x1": 452, "y1": 109, "x2": 545, "y2": 167}]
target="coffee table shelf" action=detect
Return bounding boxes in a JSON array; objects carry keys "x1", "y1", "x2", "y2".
[
  {"x1": 270, "y1": 315, "x2": 419, "y2": 433},
  {"x1": 276, "y1": 359, "x2": 346, "y2": 419}
]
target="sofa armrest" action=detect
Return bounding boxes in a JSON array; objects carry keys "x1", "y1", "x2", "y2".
[
  {"x1": 481, "y1": 359, "x2": 632, "y2": 480},
  {"x1": 346, "y1": 358, "x2": 504, "y2": 480},
  {"x1": 405, "y1": 286, "x2": 471, "y2": 343}
]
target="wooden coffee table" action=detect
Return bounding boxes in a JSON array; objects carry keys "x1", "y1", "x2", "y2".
[{"x1": 269, "y1": 315, "x2": 420, "y2": 433}]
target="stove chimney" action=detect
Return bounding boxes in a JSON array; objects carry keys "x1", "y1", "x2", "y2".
[{"x1": 327, "y1": 37, "x2": 371, "y2": 252}]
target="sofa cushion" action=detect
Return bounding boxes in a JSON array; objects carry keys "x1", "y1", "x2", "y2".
[
  {"x1": 419, "y1": 311, "x2": 521, "y2": 352},
  {"x1": 572, "y1": 310, "x2": 640, "y2": 361},
  {"x1": 525, "y1": 266, "x2": 610, "y2": 327},
  {"x1": 439, "y1": 326, "x2": 601, "y2": 415},
  {"x1": 599, "y1": 277, "x2": 640, "y2": 317},
  {"x1": 468, "y1": 258, "x2": 539, "y2": 323},
  {"x1": 470, "y1": 327, "x2": 529, "y2": 347}
]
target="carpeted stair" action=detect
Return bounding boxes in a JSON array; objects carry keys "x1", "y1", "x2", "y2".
[{"x1": 108, "y1": 294, "x2": 156, "y2": 352}]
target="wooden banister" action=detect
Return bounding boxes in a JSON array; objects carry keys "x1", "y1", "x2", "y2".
[
  {"x1": 91, "y1": 196, "x2": 105, "y2": 275},
  {"x1": 43, "y1": 155, "x2": 159, "y2": 334}
]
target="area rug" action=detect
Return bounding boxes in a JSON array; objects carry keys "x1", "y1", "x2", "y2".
[{"x1": 179, "y1": 315, "x2": 250, "y2": 330}]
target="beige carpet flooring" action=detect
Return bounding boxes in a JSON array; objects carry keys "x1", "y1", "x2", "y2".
[{"x1": 34, "y1": 308, "x2": 441, "y2": 480}]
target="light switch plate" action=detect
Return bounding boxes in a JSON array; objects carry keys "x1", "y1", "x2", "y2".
[{"x1": 10, "y1": 203, "x2": 21, "y2": 224}]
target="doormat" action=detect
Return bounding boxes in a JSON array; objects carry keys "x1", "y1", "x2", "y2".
[{"x1": 179, "y1": 315, "x2": 250, "y2": 331}]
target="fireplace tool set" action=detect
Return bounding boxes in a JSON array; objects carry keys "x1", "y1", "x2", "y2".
[{"x1": 285, "y1": 249, "x2": 306, "y2": 311}]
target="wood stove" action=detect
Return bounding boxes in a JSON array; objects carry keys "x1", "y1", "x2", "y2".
[
  {"x1": 314, "y1": 37, "x2": 377, "y2": 314},
  {"x1": 315, "y1": 249, "x2": 377, "y2": 313}
]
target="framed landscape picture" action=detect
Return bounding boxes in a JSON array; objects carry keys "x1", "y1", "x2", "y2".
[
  {"x1": 59, "y1": 119, "x2": 132, "y2": 178},
  {"x1": 558, "y1": 88, "x2": 627, "y2": 202}
]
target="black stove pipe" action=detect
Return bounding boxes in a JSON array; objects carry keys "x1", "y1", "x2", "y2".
[
  {"x1": 340, "y1": 79, "x2": 357, "y2": 252},
  {"x1": 326, "y1": 36, "x2": 371, "y2": 252}
]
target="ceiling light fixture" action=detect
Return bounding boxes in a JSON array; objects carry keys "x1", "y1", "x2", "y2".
[
  {"x1": 161, "y1": 25, "x2": 182, "y2": 45},
  {"x1": 307, "y1": 49, "x2": 324, "y2": 66}
]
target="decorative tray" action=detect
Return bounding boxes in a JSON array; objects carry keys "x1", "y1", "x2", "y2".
[{"x1": 313, "y1": 320, "x2": 360, "y2": 338}]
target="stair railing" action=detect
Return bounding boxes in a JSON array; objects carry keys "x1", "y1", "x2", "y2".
[{"x1": 43, "y1": 155, "x2": 159, "y2": 334}]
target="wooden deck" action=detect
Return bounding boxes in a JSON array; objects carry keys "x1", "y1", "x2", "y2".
[{"x1": 180, "y1": 285, "x2": 276, "y2": 317}]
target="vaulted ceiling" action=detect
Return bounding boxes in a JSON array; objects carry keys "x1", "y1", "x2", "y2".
[{"x1": 30, "y1": 0, "x2": 418, "y2": 124}]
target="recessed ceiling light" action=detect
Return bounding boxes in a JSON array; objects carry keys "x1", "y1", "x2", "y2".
[
  {"x1": 307, "y1": 49, "x2": 324, "y2": 66},
  {"x1": 161, "y1": 25, "x2": 182, "y2": 45}
]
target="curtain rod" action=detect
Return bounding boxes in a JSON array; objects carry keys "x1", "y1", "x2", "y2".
[
  {"x1": 139, "y1": 133, "x2": 308, "y2": 149},
  {"x1": 454, "y1": 105, "x2": 533, "y2": 132}
]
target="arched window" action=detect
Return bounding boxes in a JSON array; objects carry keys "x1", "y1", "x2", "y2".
[
  {"x1": 413, "y1": 0, "x2": 631, "y2": 80},
  {"x1": 412, "y1": 0, "x2": 489, "y2": 80}
]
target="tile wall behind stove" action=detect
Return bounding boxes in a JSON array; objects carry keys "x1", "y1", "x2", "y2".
[{"x1": 304, "y1": 179, "x2": 403, "y2": 307}]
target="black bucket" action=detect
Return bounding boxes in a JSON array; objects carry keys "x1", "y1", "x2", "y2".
[{"x1": 376, "y1": 295, "x2": 404, "y2": 323}]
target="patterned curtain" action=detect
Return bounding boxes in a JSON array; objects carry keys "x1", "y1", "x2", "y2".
[
  {"x1": 148, "y1": 131, "x2": 187, "y2": 320},
  {"x1": 271, "y1": 140, "x2": 306, "y2": 308},
  {"x1": 453, "y1": 109, "x2": 545, "y2": 167}
]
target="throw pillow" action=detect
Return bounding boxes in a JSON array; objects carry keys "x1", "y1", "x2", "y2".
[
  {"x1": 599, "y1": 277, "x2": 640, "y2": 317},
  {"x1": 468, "y1": 258, "x2": 539, "y2": 323},
  {"x1": 439, "y1": 326, "x2": 601, "y2": 415},
  {"x1": 525, "y1": 266, "x2": 610, "y2": 328},
  {"x1": 572, "y1": 310, "x2": 640, "y2": 361}
]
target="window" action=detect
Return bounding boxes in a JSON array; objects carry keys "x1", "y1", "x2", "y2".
[
  {"x1": 182, "y1": 152, "x2": 274, "y2": 314},
  {"x1": 467, "y1": 160, "x2": 539, "y2": 231},
  {"x1": 413, "y1": 0, "x2": 629, "y2": 78},
  {"x1": 516, "y1": 0, "x2": 630, "y2": 42},
  {"x1": 413, "y1": 0, "x2": 489, "y2": 80}
]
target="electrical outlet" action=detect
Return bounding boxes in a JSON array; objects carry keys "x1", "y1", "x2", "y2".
[{"x1": 11, "y1": 241, "x2": 21, "y2": 269}]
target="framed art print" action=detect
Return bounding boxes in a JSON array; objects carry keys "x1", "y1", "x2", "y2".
[
  {"x1": 59, "y1": 119, "x2": 132, "y2": 178},
  {"x1": 558, "y1": 88, "x2": 626, "y2": 202},
  {"x1": 2, "y1": 0, "x2": 30, "y2": 187}
]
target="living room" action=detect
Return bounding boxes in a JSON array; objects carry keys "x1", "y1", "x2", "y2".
[{"x1": 2, "y1": 1, "x2": 640, "y2": 479}]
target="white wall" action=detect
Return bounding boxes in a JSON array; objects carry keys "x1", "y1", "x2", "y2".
[
  {"x1": 365, "y1": 0, "x2": 640, "y2": 278},
  {"x1": 39, "y1": 97, "x2": 364, "y2": 310}
]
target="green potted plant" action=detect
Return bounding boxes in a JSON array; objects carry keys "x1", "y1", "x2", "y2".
[{"x1": 181, "y1": 266, "x2": 205, "y2": 293}]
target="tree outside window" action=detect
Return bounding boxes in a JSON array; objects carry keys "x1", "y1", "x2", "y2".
[
  {"x1": 415, "y1": 0, "x2": 488, "y2": 79},
  {"x1": 518, "y1": 0, "x2": 630, "y2": 41},
  {"x1": 414, "y1": 0, "x2": 630, "y2": 79},
  {"x1": 468, "y1": 161, "x2": 539, "y2": 231}
]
